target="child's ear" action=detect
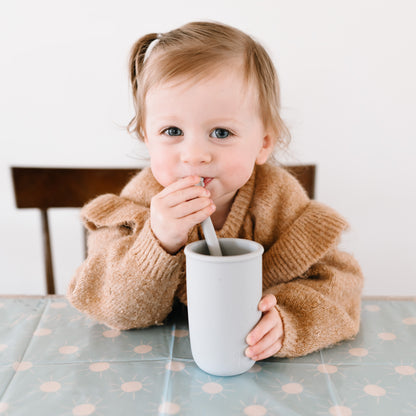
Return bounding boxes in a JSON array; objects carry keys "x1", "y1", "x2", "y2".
[{"x1": 255, "y1": 134, "x2": 275, "y2": 165}]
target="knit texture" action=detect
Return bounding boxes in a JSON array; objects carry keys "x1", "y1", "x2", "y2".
[{"x1": 67, "y1": 163, "x2": 363, "y2": 357}]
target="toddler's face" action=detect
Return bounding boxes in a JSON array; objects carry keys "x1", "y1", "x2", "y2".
[{"x1": 143, "y1": 64, "x2": 274, "y2": 211}]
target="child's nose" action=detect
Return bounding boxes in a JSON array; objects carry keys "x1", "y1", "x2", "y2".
[{"x1": 181, "y1": 142, "x2": 212, "y2": 165}]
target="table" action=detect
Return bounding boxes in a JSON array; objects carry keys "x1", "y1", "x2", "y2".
[{"x1": 0, "y1": 296, "x2": 415, "y2": 415}]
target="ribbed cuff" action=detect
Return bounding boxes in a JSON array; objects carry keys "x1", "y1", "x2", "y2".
[
  {"x1": 273, "y1": 302, "x2": 301, "y2": 357},
  {"x1": 130, "y1": 219, "x2": 184, "y2": 280}
]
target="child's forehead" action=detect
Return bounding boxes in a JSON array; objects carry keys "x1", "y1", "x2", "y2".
[
  {"x1": 145, "y1": 68, "x2": 261, "y2": 125},
  {"x1": 147, "y1": 63, "x2": 258, "y2": 100}
]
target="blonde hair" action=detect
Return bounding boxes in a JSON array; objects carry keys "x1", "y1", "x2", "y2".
[{"x1": 127, "y1": 21, "x2": 290, "y2": 149}]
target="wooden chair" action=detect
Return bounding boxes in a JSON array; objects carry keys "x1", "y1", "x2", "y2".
[{"x1": 11, "y1": 165, "x2": 315, "y2": 294}]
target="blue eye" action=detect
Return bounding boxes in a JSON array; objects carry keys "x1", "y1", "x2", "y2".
[
  {"x1": 211, "y1": 128, "x2": 231, "y2": 139},
  {"x1": 163, "y1": 127, "x2": 183, "y2": 136}
]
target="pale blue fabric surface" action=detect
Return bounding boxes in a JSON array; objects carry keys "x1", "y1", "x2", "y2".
[{"x1": 0, "y1": 297, "x2": 415, "y2": 415}]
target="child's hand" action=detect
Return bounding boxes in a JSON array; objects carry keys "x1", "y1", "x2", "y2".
[
  {"x1": 150, "y1": 176, "x2": 216, "y2": 254},
  {"x1": 245, "y1": 294, "x2": 284, "y2": 361}
]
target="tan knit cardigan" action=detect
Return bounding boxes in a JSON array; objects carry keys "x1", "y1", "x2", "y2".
[{"x1": 67, "y1": 163, "x2": 363, "y2": 358}]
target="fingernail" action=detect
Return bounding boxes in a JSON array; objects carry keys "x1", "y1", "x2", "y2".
[{"x1": 246, "y1": 348, "x2": 253, "y2": 357}]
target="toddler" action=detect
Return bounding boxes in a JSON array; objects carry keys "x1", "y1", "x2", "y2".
[{"x1": 68, "y1": 21, "x2": 363, "y2": 360}]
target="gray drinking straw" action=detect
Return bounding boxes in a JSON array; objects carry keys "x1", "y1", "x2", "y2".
[{"x1": 198, "y1": 178, "x2": 222, "y2": 256}]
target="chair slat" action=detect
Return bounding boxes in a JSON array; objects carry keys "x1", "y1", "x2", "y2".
[{"x1": 40, "y1": 210, "x2": 55, "y2": 294}]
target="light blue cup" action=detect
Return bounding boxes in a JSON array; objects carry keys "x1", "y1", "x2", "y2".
[{"x1": 185, "y1": 238, "x2": 263, "y2": 376}]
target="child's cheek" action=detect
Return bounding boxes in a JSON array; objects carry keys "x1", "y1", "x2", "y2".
[
  {"x1": 223, "y1": 162, "x2": 255, "y2": 191},
  {"x1": 150, "y1": 159, "x2": 175, "y2": 188}
]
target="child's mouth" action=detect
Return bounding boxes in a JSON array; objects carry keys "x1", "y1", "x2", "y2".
[{"x1": 202, "y1": 177, "x2": 213, "y2": 187}]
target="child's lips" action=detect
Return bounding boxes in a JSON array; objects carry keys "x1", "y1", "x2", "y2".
[
  {"x1": 183, "y1": 175, "x2": 214, "y2": 187},
  {"x1": 202, "y1": 177, "x2": 213, "y2": 187}
]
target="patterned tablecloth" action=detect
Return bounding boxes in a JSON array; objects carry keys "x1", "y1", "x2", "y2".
[{"x1": 0, "y1": 296, "x2": 415, "y2": 415}]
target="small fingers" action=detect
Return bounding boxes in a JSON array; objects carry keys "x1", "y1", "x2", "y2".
[
  {"x1": 182, "y1": 202, "x2": 216, "y2": 225},
  {"x1": 171, "y1": 196, "x2": 213, "y2": 218},
  {"x1": 246, "y1": 308, "x2": 281, "y2": 346},
  {"x1": 246, "y1": 296, "x2": 278, "y2": 346},
  {"x1": 245, "y1": 302, "x2": 284, "y2": 361},
  {"x1": 166, "y1": 186, "x2": 210, "y2": 209},
  {"x1": 246, "y1": 330, "x2": 283, "y2": 361},
  {"x1": 157, "y1": 176, "x2": 202, "y2": 198},
  {"x1": 245, "y1": 310, "x2": 284, "y2": 360},
  {"x1": 258, "y1": 294, "x2": 277, "y2": 312}
]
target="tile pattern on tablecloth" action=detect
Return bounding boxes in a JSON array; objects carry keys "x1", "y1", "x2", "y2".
[{"x1": 0, "y1": 297, "x2": 415, "y2": 415}]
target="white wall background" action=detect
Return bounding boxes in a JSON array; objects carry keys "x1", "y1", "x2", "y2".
[{"x1": 1, "y1": 0, "x2": 415, "y2": 295}]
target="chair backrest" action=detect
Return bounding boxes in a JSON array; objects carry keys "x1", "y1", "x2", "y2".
[
  {"x1": 11, "y1": 165, "x2": 315, "y2": 294},
  {"x1": 284, "y1": 165, "x2": 315, "y2": 200}
]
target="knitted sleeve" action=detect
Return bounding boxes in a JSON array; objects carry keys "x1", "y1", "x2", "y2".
[
  {"x1": 262, "y1": 201, "x2": 364, "y2": 357},
  {"x1": 266, "y1": 248, "x2": 363, "y2": 357},
  {"x1": 67, "y1": 193, "x2": 185, "y2": 330}
]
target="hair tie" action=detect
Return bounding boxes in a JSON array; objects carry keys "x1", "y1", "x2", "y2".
[{"x1": 143, "y1": 33, "x2": 162, "y2": 63}]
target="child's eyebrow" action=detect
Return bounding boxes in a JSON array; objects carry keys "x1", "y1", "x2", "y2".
[
  {"x1": 210, "y1": 119, "x2": 249, "y2": 131},
  {"x1": 148, "y1": 116, "x2": 243, "y2": 127},
  {"x1": 146, "y1": 115, "x2": 184, "y2": 125},
  {"x1": 203, "y1": 116, "x2": 243, "y2": 126},
  {"x1": 208, "y1": 118, "x2": 239, "y2": 124}
]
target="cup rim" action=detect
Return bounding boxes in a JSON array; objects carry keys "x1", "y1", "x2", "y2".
[{"x1": 184, "y1": 238, "x2": 264, "y2": 263}]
